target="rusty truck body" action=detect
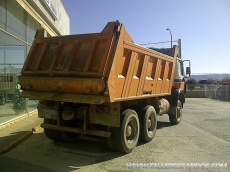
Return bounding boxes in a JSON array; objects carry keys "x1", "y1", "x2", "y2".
[{"x1": 19, "y1": 21, "x2": 190, "y2": 153}]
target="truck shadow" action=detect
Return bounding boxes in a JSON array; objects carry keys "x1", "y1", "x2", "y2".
[
  {"x1": 1, "y1": 120, "x2": 173, "y2": 172},
  {"x1": 43, "y1": 121, "x2": 173, "y2": 165},
  {"x1": 55, "y1": 121, "x2": 173, "y2": 167},
  {"x1": 137, "y1": 120, "x2": 172, "y2": 147},
  {"x1": 0, "y1": 119, "x2": 179, "y2": 172},
  {"x1": 48, "y1": 135, "x2": 125, "y2": 168},
  {"x1": 157, "y1": 121, "x2": 172, "y2": 129},
  {"x1": 0, "y1": 130, "x2": 31, "y2": 153},
  {"x1": 1, "y1": 131, "x2": 124, "y2": 171}
]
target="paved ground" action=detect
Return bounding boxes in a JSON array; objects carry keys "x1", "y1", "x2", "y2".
[
  {"x1": 0, "y1": 114, "x2": 42, "y2": 154},
  {"x1": 0, "y1": 98, "x2": 229, "y2": 172}
]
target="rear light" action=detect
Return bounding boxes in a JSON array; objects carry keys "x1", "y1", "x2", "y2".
[{"x1": 95, "y1": 105, "x2": 110, "y2": 113}]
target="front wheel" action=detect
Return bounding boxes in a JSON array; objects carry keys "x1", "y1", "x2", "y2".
[
  {"x1": 168, "y1": 100, "x2": 182, "y2": 125},
  {"x1": 111, "y1": 109, "x2": 140, "y2": 153}
]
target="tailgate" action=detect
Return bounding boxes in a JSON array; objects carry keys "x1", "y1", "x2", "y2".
[{"x1": 21, "y1": 25, "x2": 117, "y2": 77}]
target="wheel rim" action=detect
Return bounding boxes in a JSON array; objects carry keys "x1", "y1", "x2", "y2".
[
  {"x1": 147, "y1": 115, "x2": 155, "y2": 134},
  {"x1": 125, "y1": 117, "x2": 138, "y2": 145},
  {"x1": 148, "y1": 119, "x2": 151, "y2": 129},
  {"x1": 176, "y1": 102, "x2": 182, "y2": 121}
]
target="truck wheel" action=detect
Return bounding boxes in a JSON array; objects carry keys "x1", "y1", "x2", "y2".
[
  {"x1": 44, "y1": 119, "x2": 63, "y2": 142},
  {"x1": 138, "y1": 105, "x2": 157, "y2": 142},
  {"x1": 0, "y1": 96, "x2": 6, "y2": 105},
  {"x1": 168, "y1": 100, "x2": 182, "y2": 125},
  {"x1": 111, "y1": 109, "x2": 140, "y2": 153}
]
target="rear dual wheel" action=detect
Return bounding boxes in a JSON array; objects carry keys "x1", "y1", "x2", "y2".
[
  {"x1": 101, "y1": 107, "x2": 157, "y2": 153},
  {"x1": 138, "y1": 105, "x2": 157, "y2": 142}
]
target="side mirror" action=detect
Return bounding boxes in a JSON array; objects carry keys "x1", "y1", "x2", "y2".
[
  {"x1": 186, "y1": 67, "x2": 191, "y2": 77},
  {"x1": 182, "y1": 60, "x2": 191, "y2": 78}
]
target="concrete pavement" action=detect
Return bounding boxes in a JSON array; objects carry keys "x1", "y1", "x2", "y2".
[
  {"x1": 1, "y1": 98, "x2": 229, "y2": 172},
  {"x1": 0, "y1": 111, "x2": 43, "y2": 155}
]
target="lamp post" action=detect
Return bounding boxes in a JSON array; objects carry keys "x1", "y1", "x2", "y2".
[{"x1": 166, "y1": 28, "x2": 172, "y2": 48}]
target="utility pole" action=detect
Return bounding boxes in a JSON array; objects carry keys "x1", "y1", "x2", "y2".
[
  {"x1": 178, "y1": 39, "x2": 181, "y2": 59},
  {"x1": 166, "y1": 28, "x2": 172, "y2": 48}
]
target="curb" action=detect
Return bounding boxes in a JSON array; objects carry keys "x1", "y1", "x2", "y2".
[
  {"x1": 0, "y1": 110, "x2": 38, "y2": 131},
  {"x1": 32, "y1": 124, "x2": 41, "y2": 132},
  {"x1": 0, "y1": 124, "x2": 41, "y2": 155}
]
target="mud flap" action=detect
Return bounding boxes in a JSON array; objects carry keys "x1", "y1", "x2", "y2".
[{"x1": 170, "y1": 89, "x2": 185, "y2": 108}]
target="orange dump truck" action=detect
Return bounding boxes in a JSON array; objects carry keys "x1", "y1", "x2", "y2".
[{"x1": 19, "y1": 21, "x2": 191, "y2": 153}]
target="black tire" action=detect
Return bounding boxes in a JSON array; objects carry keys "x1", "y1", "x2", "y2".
[
  {"x1": 111, "y1": 109, "x2": 140, "y2": 153},
  {"x1": 138, "y1": 105, "x2": 157, "y2": 142},
  {"x1": 44, "y1": 119, "x2": 63, "y2": 142},
  {"x1": 168, "y1": 100, "x2": 182, "y2": 125},
  {"x1": 0, "y1": 96, "x2": 6, "y2": 105}
]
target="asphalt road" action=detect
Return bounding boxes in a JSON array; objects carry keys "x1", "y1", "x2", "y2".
[{"x1": 0, "y1": 98, "x2": 230, "y2": 172}]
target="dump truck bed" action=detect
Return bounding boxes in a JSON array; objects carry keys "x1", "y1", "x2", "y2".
[{"x1": 19, "y1": 21, "x2": 178, "y2": 104}]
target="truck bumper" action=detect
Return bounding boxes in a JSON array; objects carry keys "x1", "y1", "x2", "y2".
[{"x1": 41, "y1": 123, "x2": 111, "y2": 137}]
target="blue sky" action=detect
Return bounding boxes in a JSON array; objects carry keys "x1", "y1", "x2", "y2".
[{"x1": 62, "y1": 0, "x2": 230, "y2": 74}]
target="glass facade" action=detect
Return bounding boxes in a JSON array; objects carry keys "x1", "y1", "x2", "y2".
[{"x1": 0, "y1": 0, "x2": 42, "y2": 123}]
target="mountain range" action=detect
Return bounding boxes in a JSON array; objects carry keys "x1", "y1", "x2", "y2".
[{"x1": 190, "y1": 74, "x2": 230, "y2": 81}]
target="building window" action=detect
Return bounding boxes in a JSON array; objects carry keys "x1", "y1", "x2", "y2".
[
  {"x1": 0, "y1": 0, "x2": 42, "y2": 123},
  {"x1": 7, "y1": 0, "x2": 26, "y2": 41},
  {"x1": 0, "y1": 0, "x2": 6, "y2": 30},
  {"x1": 27, "y1": 13, "x2": 42, "y2": 44}
]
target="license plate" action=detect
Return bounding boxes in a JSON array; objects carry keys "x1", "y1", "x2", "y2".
[{"x1": 43, "y1": 109, "x2": 58, "y2": 119}]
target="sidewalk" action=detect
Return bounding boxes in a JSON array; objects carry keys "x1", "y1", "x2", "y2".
[
  {"x1": 0, "y1": 100, "x2": 38, "y2": 126},
  {"x1": 0, "y1": 112, "x2": 43, "y2": 155}
]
